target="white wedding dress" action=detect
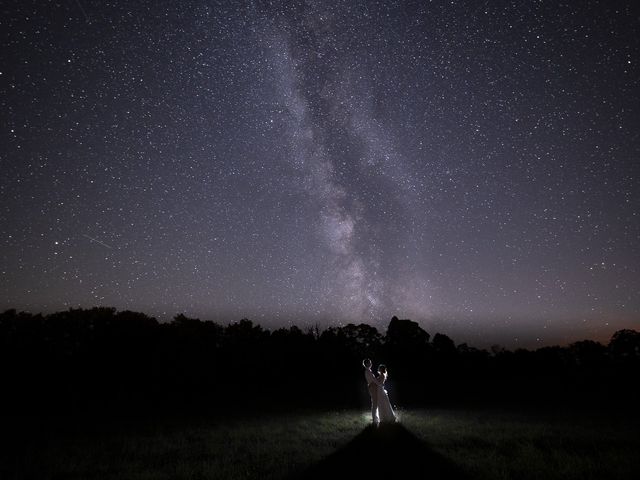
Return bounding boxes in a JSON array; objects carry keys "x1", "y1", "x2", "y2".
[{"x1": 376, "y1": 374, "x2": 396, "y2": 423}]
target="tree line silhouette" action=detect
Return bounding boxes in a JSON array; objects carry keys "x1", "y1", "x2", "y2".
[{"x1": 1, "y1": 307, "x2": 638, "y2": 417}]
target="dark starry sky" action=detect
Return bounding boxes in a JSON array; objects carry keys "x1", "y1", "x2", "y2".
[{"x1": 1, "y1": 0, "x2": 639, "y2": 348}]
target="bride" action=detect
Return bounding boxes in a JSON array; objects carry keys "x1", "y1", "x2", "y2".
[{"x1": 375, "y1": 364, "x2": 396, "y2": 423}]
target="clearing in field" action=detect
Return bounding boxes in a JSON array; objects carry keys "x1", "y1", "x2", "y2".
[{"x1": 4, "y1": 407, "x2": 639, "y2": 479}]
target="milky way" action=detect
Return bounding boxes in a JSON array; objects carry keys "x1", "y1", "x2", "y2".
[{"x1": 1, "y1": 0, "x2": 639, "y2": 347}]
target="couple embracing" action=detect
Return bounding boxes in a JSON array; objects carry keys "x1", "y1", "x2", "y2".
[{"x1": 363, "y1": 358, "x2": 396, "y2": 425}]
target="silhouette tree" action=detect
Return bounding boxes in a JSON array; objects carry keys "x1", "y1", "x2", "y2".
[
  {"x1": 609, "y1": 329, "x2": 640, "y2": 359},
  {"x1": 568, "y1": 340, "x2": 606, "y2": 368},
  {"x1": 432, "y1": 332, "x2": 456, "y2": 355},
  {"x1": 382, "y1": 317, "x2": 432, "y2": 404},
  {"x1": 385, "y1": 316, "x2": 431, "y2": 348},
  {"x1": 1, "y1": 307, "x2": 639, "y2": 414},
  {"x1": 337, "y1": 323, "x2": 384, "y2": 360}
]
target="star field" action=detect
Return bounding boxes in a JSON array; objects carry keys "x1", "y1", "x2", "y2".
[{"x1": 1, "y1": 0, "x2": 639, "y2": 348}]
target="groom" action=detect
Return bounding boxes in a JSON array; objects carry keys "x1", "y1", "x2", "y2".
[{"x1": 362, "y1": 358, "x2": 378, "y2": 425}]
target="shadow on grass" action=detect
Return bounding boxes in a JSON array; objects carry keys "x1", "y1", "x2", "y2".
[{"x1": 292, "y1": 423, "x2": 468, "y2": 480}]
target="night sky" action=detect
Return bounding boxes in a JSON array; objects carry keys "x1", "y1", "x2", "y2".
[{"x1": 2, "y1": 0, "x2": 639, "y2": 348}]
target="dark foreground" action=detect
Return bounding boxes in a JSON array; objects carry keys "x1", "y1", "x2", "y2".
[
  {"x1": 2, "y1": 406, "x2": 639, "y2": 480},
  {"x1": 294, "y1": 421, "x2": 468, "y2": 479}
]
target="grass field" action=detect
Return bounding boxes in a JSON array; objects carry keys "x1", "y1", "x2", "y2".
[{"x1": 4, "y1": 407, "x2": 639, "y2": 479}]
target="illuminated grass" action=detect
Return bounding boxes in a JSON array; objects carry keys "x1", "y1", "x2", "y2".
[
  {"x1": 11, "y1": 411, "x2": 366, "y2": 480},
  {"x1": 8, "y1": 408, "x2": 639, "y2": 479},
  {"x1": 401, "y1": 408, "x2": 640, "y2": 480}
]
